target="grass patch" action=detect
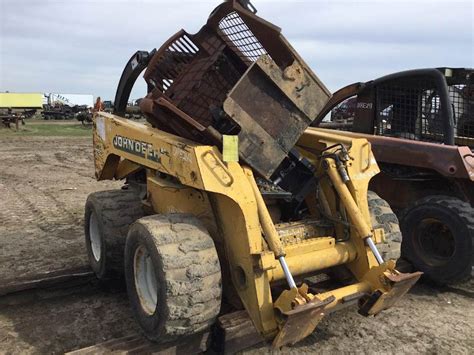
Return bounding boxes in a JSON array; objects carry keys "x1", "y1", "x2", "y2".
[{"x1": 0, "y1": 123, "x2": 92, "y2": 137}]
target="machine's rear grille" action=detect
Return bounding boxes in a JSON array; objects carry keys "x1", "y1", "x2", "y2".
[
  {"x1": 147, "y1": 33, "x2": 199, "y2": 93},
  {"x1": 374, "y1": 77, "x2": 473, "y2": 147},
  {"x1": 218, "y1": 11, "x2": 268, "y2": 63},
  {"x1": 450, "y1": 84, "x2": 474, "y2": 147},
  {"x1": 375, "y1": 77, "x2": 446, "y2": 143},
  {"x1": 174, "y1": 55, "x2": 242, "y2": 126}
]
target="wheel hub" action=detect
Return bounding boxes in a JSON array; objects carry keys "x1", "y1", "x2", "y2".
[
  {"x1": 89, "y1": 212, "x2": 101, "y2": 262},
  {"x1": 134, "y1": 245, "x2": 158, "y2": 315},
  {"x1": 416, "y1": 218, "x2": 455, "y2": 265}
]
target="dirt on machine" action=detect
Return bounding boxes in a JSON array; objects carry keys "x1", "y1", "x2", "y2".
[
  {"x1": 315, "y1": 68, "x2": 474, "y2": 285},
  {"x1": 84, "y1": 0, "x2": 421, "y2": 350}
]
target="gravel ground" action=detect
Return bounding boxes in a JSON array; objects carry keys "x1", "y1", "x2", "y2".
[{"x1": 0, "y1": 134, "x2": 472, "y2": 354}]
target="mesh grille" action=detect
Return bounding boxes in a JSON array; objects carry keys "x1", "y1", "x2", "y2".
[
  {"x1": 451, "y1": 84, "x2": 474, "y2": 146},
  {"x1": 147, "y1": 33, "x2": 199, "y2": 93},
  {"x1": 375, "y1": 77, "x2": 474, "y2": 147},
  {"x1": 145, "y1": 11, "x2": 274, "y2": 131},
  {"x1": 175, "y1": 55, "x2": 242, "y2": 126},
  {"x1": 375, "y1": 78, "x2": 446, "y2": 143},
  {"x1": 218, "y1": 11, "x2": 267, "y2": 63}
]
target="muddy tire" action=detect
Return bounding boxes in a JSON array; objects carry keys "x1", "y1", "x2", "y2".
[
  {"x1": 124, "y1": 214, "x2": 222, "y2": 343},
  {"x1": 400, "y1": 196, "x2": 474, "y2": 285},
  {"x1": 84, "y1": 188, "x2": 145, "y2": 279},
  {"x1": 368, "y1": 191, "x2": 402, "y2": 262}
]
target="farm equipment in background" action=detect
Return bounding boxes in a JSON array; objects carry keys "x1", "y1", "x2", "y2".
[
  {"x1": 42, "y1": 103, "x2": 76, "y2": 120},
  {"x1": 102, "y1": 100, "x2": 114, "y2": 114},
  {"x1": 0, "y1": 109, "x2": 37, "y2": 128},
  {"x1": 124, "y1": 99, "x2": 145, "y2": 119},
  {"x1": 75, "y1": 106, "x2": 93, "y2": 125},
  {"x1": 76, "y1": 101, "x2": 144, "y2": 125},
  {"x1": 110, "y1": 99, "x2": 145, "y2": 119},
  {"x1": 0, "y1": 92, "x2": 42, "y2": 128},
  {"x1": 84, "y1": 0, "x2": 421, "y2": 350},
  {"x1": 321, "y1": 96, "x2": 357, "y2": 130},
  {"x1": 42, "y1": 93, "x2": 94, "y2": 120},
  {"x1": 316, "y1": 67, "x2": 474, "y2": 284},
  {"x1": 43, "y1": 103, "x2": 95, "y2": 121}
]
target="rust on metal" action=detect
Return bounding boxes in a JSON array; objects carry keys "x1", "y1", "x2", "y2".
[
  {"x1": 365, "y1": 271, "x2": 423, "y2": 316},
  {"x1": 309, "y1": 128, "x2": 474, "y2": 181},
  {"x1": 272, "y1": 295, "x2": 335, "y2": 348},
  {"x1": 223, "y1": 54, "x2": 326, "y2": 178},
  {"x1": 138, "y1": 0, "x2": 330, "y2": 179}
]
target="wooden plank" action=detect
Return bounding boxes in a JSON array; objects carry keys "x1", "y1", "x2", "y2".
[
  {"x1": 67, "y1": 332, "x2": 209, "y2": 355},
  {"x1": 66, "y1": 310, "x2": 264, "y2": 354},
  {"x1": 66, "y1": 335, "x2": 139, "y2": 355},
  {"x1": 0, "y1": 266, "x2": 94, "y2": 296},
  {"x1": 211, "y1": 310, "x2": 264, "y2": 354}
]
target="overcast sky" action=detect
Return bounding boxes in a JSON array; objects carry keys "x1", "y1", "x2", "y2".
[{"x1": 1, "y1": 0, "x2": 473, "y2": 101}]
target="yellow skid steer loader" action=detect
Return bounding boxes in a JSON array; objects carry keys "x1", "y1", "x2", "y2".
[{"x1": 85, "y1": 0, "x2": 421, "y2": 348}]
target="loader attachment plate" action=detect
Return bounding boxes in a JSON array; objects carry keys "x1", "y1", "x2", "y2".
[
  {"x1": 360, "y1": 271, "x2": 423, "y2": 316},
  {"x1": 272, "y1": 295, "x2": 335, "y2": 348}
]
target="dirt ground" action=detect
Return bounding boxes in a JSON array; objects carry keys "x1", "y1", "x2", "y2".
[
  {"x1": 0, "y1": 134, "x2": 121, "y2": 284},
  {"x1": 0, "y1": 132, "x2": 473, "y2": 354}
]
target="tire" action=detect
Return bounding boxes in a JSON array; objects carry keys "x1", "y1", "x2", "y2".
[
  {"x1": 124, "y1": 214, "x2": 222, "y2": 343},
  {"x1": 84, "y1": 188, "x2": 145, "y2": 279},
  {"x1": 400, "y1": 196, "x2": 473, "y2": 285},
  {"x1": 368, "y1": 191, "x2": 402, "y2": 262}
]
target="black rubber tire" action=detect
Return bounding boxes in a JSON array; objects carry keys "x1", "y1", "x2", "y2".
[
  {"x1": 124, "y1": 214, "x2": 222, "y2": 343},
  {"x1": 84, "y1": 188, "x2": 145, "y2": 279},
  {"x1": 400, "y1": 195, "x2": 473, "y2": 285},
  {"x1": 368, "y1": 191, "x2": 402, "y2": 262}
]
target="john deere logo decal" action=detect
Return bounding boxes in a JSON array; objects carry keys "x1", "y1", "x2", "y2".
[{"x1": 113, "y1": 135, "x2": 161, "y2": 162}]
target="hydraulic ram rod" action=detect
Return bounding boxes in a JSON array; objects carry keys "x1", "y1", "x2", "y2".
[
  {"x1": 323, "y1": 157, "x2": 384, "y2": 264},
  {"x1": 244, "y1": 168, "x2": 297, "y2": 289}
]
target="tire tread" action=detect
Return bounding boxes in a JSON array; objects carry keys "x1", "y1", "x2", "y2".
[
  {"x1": 368, "y1": 190, "x2": 402, "y2": 261},
  {"x1": 129, "y1": 214, "x2": 221, "y2": 342},
  {"x1": 85, "y1": 188, "x2": 145, "y2": 278},
  {"x1": 400, "y1": 195, "x2": 473, "y2": 284}
]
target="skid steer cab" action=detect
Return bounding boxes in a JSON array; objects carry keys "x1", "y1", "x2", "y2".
[{"x1": 84, "y1": 0, "x2": 421, "y2": 349}]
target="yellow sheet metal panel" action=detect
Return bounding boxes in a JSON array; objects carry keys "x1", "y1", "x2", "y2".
[{"x1": 0, "y1": 93, "x2": 43, "y2": 108}]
